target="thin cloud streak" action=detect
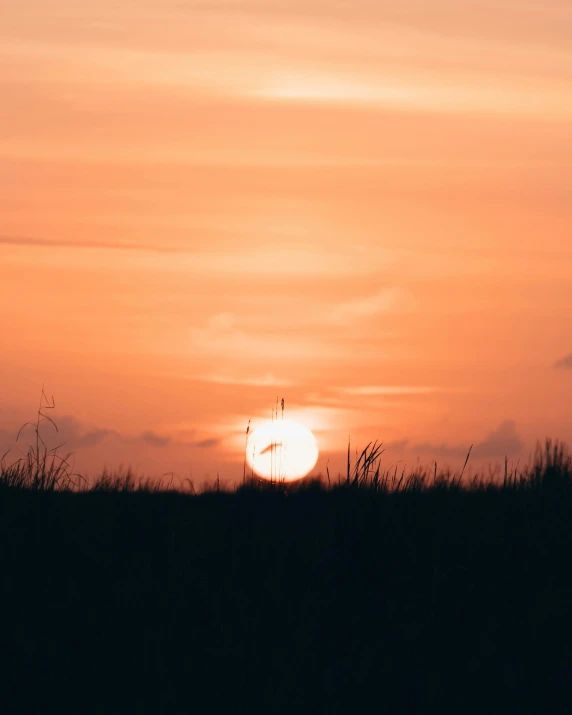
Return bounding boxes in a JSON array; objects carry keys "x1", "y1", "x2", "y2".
[
  {"x1": 0, "y1": 235, "x2": 193, "y2": 254},
  {"x1": 1, "y1": 238, "x2": 400, "y2": 279},
  {"x1": 328, "y1": 288, "x2": 409, "y2": 324},
  {"x1": 188, "y1": 328, "x2": 337, "y2": 362},
  {"x1": 337, "y1": 386, "x2": 439, "y2": 396},
  {"x1": 199, "y1": 373, "x2": 294, "y2": 387}
]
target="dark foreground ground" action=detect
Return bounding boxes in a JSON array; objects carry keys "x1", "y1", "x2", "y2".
[{"x1": 2, "y1": 477, "x2": 572, "y2": 714}]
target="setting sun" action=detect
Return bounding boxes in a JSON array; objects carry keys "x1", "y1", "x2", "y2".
[{"x1": 245, "y1": 419, "x2": 319, "y2": 481}]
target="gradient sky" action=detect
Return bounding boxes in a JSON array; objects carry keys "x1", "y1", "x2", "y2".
[{"x1": 2, "y1": 0, "x2": 572, "y2": 485}]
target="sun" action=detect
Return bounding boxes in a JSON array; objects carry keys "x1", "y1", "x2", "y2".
[{"x1": 246, "y1": 419, "x2": 319, "y2": 481}]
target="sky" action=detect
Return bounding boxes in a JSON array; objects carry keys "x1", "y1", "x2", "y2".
[{"x1": 1, "y1": 0, "x2": 572, "y2": 485}]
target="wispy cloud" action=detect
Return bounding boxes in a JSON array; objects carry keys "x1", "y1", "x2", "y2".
[
  {"x1": 1, "y1": 236, "x2": 405, "y2": 279},
  {"x1": 193, "y1": 438, "x2": 219, "y2": 449},
  {"x1": 303, "y1": 392, "x2": 346, "y2": 407},
  {"x1": 141, "y1": 430, "x2": 171, "y2": 447},
  {"x1": 188, "y1": 312, "x2": 362, "y2": 361},
  {"x1": 250, "y1": 71, "x2": 572, "y2": 116},
  {"x1": 0, "y1": 415, "x2": 118, "y2": 457},
  {"x1": 328, "y1": 288, "x2": 407, "y2": 324},
  {"x1": 336, "y1": 385, "x2": 438, "y2": 396},
  {"x1": 389, "y1": 420, "x2": 524, "y2": 459},
  {"x1": 0, "y1": 235, "x2": 191, "y2": 254},
  {"x1": 139, "y1": 429, "x2": 220, "y2": 449},
  {"x1": 0, "y1": 413, "x2": 221, "y2": 459},
  {"x1": 200, "y1": 372, "x2": 294, "y2": 387},
  {"x1": 554, "y1": 354, "x2": 572, "y2": 370}
]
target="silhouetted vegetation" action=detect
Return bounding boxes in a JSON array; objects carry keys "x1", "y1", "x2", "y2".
[{"x1": 1, "y1": 406, "x2": 572, "y2": 713}]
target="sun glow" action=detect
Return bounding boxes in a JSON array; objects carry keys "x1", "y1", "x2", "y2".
[{"x1": 246, "y1": 418, "x2": 319, "y2": 481}]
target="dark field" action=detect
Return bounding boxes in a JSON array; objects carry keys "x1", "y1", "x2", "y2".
[{"x1": 2, "y1": 442, "x2": 572, "y2": 714}]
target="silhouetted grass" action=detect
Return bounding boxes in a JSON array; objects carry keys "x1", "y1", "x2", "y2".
[
  {"x1": 1, "y1": 422, "x2": 572, "y2": 714},
  {"x1": 0, "y1": 389, "x2": 84, "y2": 492},
  {"x1": 3, "y1": 434, "x2": 571, "y2": 496}
]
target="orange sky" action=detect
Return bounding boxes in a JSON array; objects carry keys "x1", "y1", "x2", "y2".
[{"x1": 1, "y1": 0, "x2": 572, "y2": 484}]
